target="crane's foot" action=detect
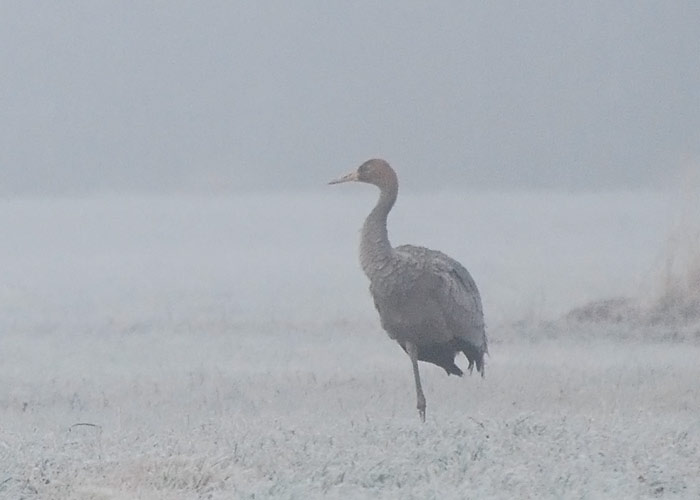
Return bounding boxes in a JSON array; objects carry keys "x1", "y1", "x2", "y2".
[{"x1": 418, "y1": 407, "x2": 426, "y2": 422}]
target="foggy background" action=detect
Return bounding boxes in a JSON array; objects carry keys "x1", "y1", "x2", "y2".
[{"x1": 2, "y1": 1, "x2": 699, "y2": 196}]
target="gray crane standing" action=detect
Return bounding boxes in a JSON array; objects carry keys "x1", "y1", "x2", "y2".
[{"x1": 330, "y1": 159, "x2": 487, "y2": 421}]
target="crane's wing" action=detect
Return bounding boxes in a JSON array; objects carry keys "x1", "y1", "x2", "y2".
[{"x1": 395, "y1": 244, "x2": 488, "y2": 373}]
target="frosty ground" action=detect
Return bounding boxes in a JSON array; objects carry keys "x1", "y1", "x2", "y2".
[{"x1": 1, "y1": 192, "x2": 699, "y2": 499}]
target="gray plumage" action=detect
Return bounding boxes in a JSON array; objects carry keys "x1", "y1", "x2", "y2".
[{"x1": 330, "y1": 159, "x2": 487, "y2": 421}]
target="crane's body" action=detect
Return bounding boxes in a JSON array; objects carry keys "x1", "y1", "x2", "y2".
[
  {"x1": 330, "y1": 159, "x2": 487, "y2": 421},
  {"x1": 368, "y1": 244, "x2": 486, "y2": 376}
]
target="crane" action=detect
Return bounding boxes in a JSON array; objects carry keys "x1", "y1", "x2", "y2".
[{"x1": 330, "y1": 159, "x2": 487, "y2": 421}]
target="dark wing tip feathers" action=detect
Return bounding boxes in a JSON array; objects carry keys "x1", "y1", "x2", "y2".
[{"x1": 462, "y1": 342, "x2": 486, "y2": 378}]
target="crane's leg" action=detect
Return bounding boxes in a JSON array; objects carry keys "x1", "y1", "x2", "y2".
[{"x1": 405, "y1": 341, "x2": 426, "y2": 422}]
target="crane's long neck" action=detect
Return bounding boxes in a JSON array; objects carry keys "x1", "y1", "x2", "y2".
[{"x1": 360, "y1": 182, "x2": 397, "y2": 278}]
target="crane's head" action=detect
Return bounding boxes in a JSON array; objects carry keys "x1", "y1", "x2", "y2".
[{"x1": 329, "y1": 159, "x2": 397, "y2": 189}]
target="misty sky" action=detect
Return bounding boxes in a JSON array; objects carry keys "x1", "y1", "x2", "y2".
[{"x1": 1, "y1": 1, "x2": 699, "y2": 195}]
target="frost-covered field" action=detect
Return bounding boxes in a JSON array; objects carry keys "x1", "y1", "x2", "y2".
[{"x1": 1, "y1": 191, "x2": 699, "y2": 499}]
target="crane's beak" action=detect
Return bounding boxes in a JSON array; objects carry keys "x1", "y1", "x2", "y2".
[{"x1": 328, "y1": 170, "x2": 359, "y2": 185}]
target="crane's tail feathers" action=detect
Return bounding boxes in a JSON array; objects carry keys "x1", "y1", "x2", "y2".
[
  {"x1": 401, "y1": 340, "x2": 484, "y2": 377},
  {"x1": 461, "y1": 343, "x2": 486, "y2": 378},
  {"x1": 404, "y1": 341, "x2": 465, "y2": 377}
]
